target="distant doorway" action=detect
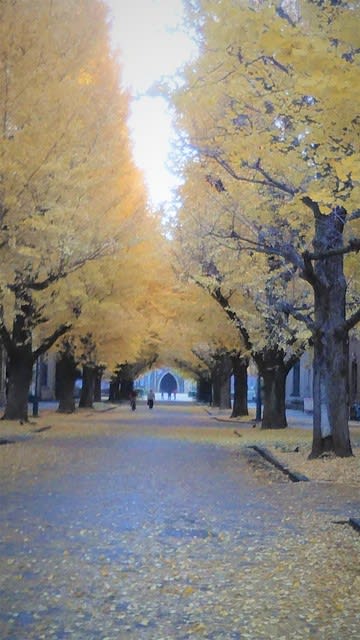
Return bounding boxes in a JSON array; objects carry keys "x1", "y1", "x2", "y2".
[{"x1": 160, "y1": 373, "x2": 177, "y2": 399}]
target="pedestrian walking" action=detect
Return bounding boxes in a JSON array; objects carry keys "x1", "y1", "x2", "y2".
[
  {"x1": 147, "y1": 389, "x2": 155, "y2": 409},
  {"x1": 129, "y1": 390, "x2": 137, "y2": 411}
]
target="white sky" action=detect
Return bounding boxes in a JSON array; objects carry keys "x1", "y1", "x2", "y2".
[{"x1": 106, "y1": 0, "x2": 196, "y2": 207}]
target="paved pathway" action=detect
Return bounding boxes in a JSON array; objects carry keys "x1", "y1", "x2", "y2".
[{"x1": 0, "y1": 404, "x2": 359, "y2": 639}]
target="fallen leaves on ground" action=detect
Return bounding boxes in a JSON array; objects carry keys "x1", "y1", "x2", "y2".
[{"x1": 0, "y1": 404, "x2": 359, "y2": 639}]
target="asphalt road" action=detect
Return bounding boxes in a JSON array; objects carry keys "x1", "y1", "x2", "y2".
[{"x1": 0, "y1": 404, "x2": 359, "y2": 639}]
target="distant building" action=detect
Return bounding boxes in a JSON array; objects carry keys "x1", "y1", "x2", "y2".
[
  {"x1": 285, "y1": 334, "x2": 360, "y2": 412},
  {"x1": 34, "y1": 352, "x2": 57, "y2": 400},
  {"x1": 285, "y1": 351, "x2": 312, "y2": 410},
  {"x1": 0, "y1": 349, "x2": 57, "y2": 407},
  {"x1": 136, "y1": 368, "x2": 196, "y2": 398}
]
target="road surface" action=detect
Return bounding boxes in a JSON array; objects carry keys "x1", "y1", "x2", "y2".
[{"x1": 0, "y1": 404, "x2": 358, "y2": 639}]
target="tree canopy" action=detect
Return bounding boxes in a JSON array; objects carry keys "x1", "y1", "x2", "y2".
[
  {"x1": 0, "y1": 0, "x2": 146, "y2": 419},
  {"x1": 169, "y1": 0, "x2": 360, "y2": 455}
]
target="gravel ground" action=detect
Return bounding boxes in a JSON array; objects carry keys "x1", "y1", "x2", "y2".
[{"x1": 0, "y1": 404, "x2": 359, "y2": 640}]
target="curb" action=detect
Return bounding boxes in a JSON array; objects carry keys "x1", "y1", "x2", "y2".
[
  {"x1": 0, "y1": 438, "x2": 15, "y2": 446},
  {"x1": 247, "y1": 445, "x2": 310, "y2": 483},
  {"x1": 349, "y1": 518, "x2": 360, "y2": 533}
]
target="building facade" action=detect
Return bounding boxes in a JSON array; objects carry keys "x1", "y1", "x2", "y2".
[
  {"x1": 136, "y1": 368, "x2": 196, "y2": 398},
  {"x1": 285, "y1": 334, "x2": 360, "y2": 412},
  {"x1": 0, "y1": 349, "x2": 57, "y2": 407}
]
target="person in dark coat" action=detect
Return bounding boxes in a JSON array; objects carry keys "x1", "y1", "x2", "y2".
[{"x1": 147, "y1": 389, "x2": 155, "y2": 409}]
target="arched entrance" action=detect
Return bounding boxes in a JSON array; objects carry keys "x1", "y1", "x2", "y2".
[{"x1": 160, "y1": 372, "x2": 177, "y2": 399}]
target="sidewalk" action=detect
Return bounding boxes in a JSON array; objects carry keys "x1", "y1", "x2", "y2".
[
  {"x1": 208, "y1": 403, "x2": 360, "y2": 430},
  {"x1": 205, "y1": 404, "x2": 360, "y2": 488}
]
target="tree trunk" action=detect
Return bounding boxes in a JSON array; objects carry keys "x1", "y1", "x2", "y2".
[
  {"x1": 255, "y1": 349, "x2": 288, "y2": 429},
  {"x1": 327, "y1": 331, "x2": 352, "y2": 455},
  {"x1": 261, "y1": 365, "x2": 287, "y2": 429},
  {"x1": 56, "y1": 351, "x2": 77, "y2": 414},
  {"x1": 212, "y1": 352, "x2": 232, "y2": 409},
  {"x1": 197, "y1": 376, "x2": 212, "y2": 404},
  {"x1": 309, "y1": 207, "x2": 352, "y2": 457},
  {"x1": 119, "y1": 379, "x2": 134, "y2": 402},
  {"x1": 231, "y1": 355, "x2": 249, "y2": 418},
  {"x1": 2, "y1": 347, "x2": 33, "y2": 421},
  {"x1": 311, "y1": 344, "x2": 324, "y2": 455},
  {"x1": 219, "y1": 374, "x2": 231, "y2": 409},
  {"x1": 0, "y1": 287, "x2": 71, "y2": 421},
  {"x1": 79, "y1": 365, "x2": 95, "y2": 408},
  {"x1": 94, "y1": 366, "x2": 104, "y2": 402},
  {"x1": 109, "y1": 379, "x2": 120, "y2": 402},
  {"x1": 211, "y1": 370, "x2": 220, "y2": 407}
]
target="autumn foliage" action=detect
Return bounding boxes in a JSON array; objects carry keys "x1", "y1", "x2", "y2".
[
  {"x1": 170, "y1": 0, "x2": 360, "y2": 456},
  {"x1": 0, "y1": 0, "x2": 148, "y2": 419}
]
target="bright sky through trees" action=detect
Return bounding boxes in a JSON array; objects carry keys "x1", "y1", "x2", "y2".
[{"x1": 106, "y1": 0, "x2": 196, "y2": 207}]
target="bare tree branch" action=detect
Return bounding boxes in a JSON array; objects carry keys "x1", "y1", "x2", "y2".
[
  {"x1": 349, "y1": 209, "x2": 360, "y2": 221},
  {"x1": 246, "y1": 55, "x2": 289, "y2": 74},
  {"x1": 248, "y1": 158, "x2": 297, "y2": 196},
  {"x1": 302, "y1": 250, "x2": 318, "y2": 288},
  {"x1": 33, "y1": 322, "x2": 72, "y2": 360},
  {"x1": 306, "y1": 238, "x2": 360, "y2": 261},
  {"x1": 279, "y1": 301, "x2": 315, "y2": 331},
  {"x1": 225, "y1": 228, "x2": 305, "y2": 272},
  {"x1": 301, "y1": 196, "x2": 322, "y2": 217},
  {"x1": 23, "y1": 241, "x2": 115, "y2": 292},
  {"x1": 196, "y1": 147, "x2": 298, "y2": 196},
  {"x1": 343, "y1": 306, "x2": 360, "y2": 333},
  {"x1": 211, "y1": 286, "x2": 253, "y2": 353}
]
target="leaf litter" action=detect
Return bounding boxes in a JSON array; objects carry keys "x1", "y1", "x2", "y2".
[{"x1": 0, "y1": 404, "x2": 359, "y2": 639}]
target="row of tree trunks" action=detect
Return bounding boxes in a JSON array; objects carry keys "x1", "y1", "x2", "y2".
[
  {"x1": 3, "y1": 345, "x2": 103, "y2": 419},
  {"x1": 209, "y1": 204, "x2": 354, "y2": 452},
  {"x1": 209, "y1": 349, "x2": 289, "y2": 430},
  {"x1": 208, "y1": 287, "x2": 292, "y2": 426},
  {"x1": 1, "y1": 343, "x2": 291, "y2": 429},
  {"x1": 56, "y1": 338, "x2": 105, "y2": 413}
]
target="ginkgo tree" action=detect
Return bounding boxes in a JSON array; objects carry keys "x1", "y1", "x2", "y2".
[
  {"x1": 174, "y1": 163, "x2": 309, "y2": 426},
  {"x1": 170, "y1": 0, "x2": 360, "y2": 456},
  {"x1": 0, "y1": 0, "x2": 145, "y2": 420},
  {"x1": 153, "y1": 278, "x2": 246, "y2": 410},
  {"x1": 53, "y1": 208, "x2": 172, "y2": 410}
]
